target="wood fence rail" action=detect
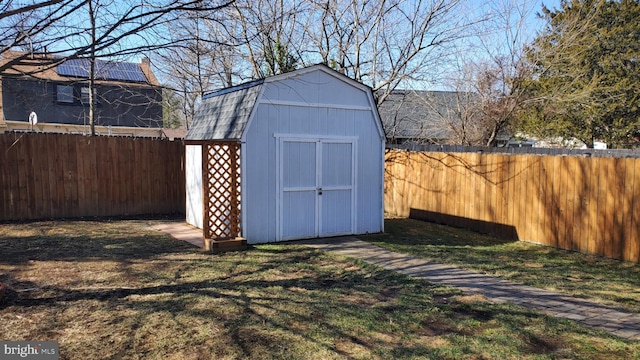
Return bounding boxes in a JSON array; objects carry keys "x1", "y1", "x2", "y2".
[
  {"x1": 388, "y1": 143, "x2": 640, "y2": 158},
  {"x1": 1, "y1": 133, "x2": 185, "y2": 221},
  {"x1": 385, "y1": 149, "x2": 640, "y2": 263}
]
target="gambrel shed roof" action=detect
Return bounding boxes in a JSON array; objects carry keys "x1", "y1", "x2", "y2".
[{"x1": 186, "y1": 64, "x2": 385, "y2": 142}]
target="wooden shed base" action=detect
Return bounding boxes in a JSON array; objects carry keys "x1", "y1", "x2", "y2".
[{"x1": 204, "y1": 238, "x2": 247, "y2": 253}]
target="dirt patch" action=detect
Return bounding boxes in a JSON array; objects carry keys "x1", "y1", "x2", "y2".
[
  {"x1": 451, "y1": 294, "x2": 489, "y2": 304},
  {"x1": 419, "y1": 317, "x2": 467, "y2": 337},
  {"x1": 524, "y1": 334, "x2": 565, "y2": 355}
]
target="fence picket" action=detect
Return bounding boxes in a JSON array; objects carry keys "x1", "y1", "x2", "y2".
[
  {"x1": 628, "y1": 158, "x2": 640, "y2": 263},
  {"x1": 603, "y1": 158, "x2": 616, "y2": 258},
  {"x1": 570, "y1": 157, "x2": 585, "y2": 251}
]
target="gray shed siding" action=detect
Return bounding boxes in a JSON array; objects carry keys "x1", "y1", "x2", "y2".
[
  {"x1": 242, "y1": 70, "x2": 384, "y2": 243},
  {"x1": 185, "y1": 144, "x2": 203, "y2": 229}
]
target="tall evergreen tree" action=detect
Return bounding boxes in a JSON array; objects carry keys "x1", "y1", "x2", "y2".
[
  {"x1": 262, "y1": 41, "x2": 298, "y2": 77},
  {"x1": 520, "y1": 0, "x2": 640, "y2": 148}
]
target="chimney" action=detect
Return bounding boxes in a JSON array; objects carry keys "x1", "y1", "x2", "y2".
[{"x1": 139, "y1": 56, "x2": 158, "y2": 85}]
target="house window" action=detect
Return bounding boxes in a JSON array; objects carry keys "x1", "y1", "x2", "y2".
[
  {"x1": 56, "y1": 85, "x2": 74, "y2": 104},
  {"x1": 80, "y1": 87, "x2": 94, "y2": 105},
  {"x1": 55, "y1": 84, "x2": 98, "y2": 106}
]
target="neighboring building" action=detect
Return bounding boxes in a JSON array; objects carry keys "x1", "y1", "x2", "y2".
[
  {"x1": 377, "y1": 89, "x2": 475, "y2": 145},
  {"x1": 0, "y1": 50, "x2": 163, "y2": 134},
  {"x1": 378, "y1": 89, "x2": 613, "y2": 149}
]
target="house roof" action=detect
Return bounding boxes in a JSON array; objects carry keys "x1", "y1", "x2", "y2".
[
  {"x1": 187, "y1": 64, "x2": 382, "y2": 141},
  {"x1": 377, "y1": 90, "x2": 476, "y2": 141},
  {"x1": 161, "y1": 128, "x2": 188, "y2": 140},
  {"x1": 0, "y1": 50, "x2": 160, "y2": 86}
]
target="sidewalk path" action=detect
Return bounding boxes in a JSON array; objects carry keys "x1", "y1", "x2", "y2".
[
  {"x1": 152, "y1": 222, "x2": 204, "y2": 248},
  {"x1": 298, "y1": 236, "x2": 640, "y2": 341}
]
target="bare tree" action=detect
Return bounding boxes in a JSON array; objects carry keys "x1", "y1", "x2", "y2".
[
  {"x1": 1, "y1": 1, "x2": 230, "y2": 70},
  {"x1": 157, "y1": 0, "x2": 306, "y2": 128},
  {"x1": 161, "y1": 0, "x2": 472, "y2": 122},
  {"x1": 423, "y1": 0, "x2": 537, "y2": 146},
  {"x1": 302, "y1": 0, "x2": 471, "y2": 105},
  {"x1": 377, "y1": 89, "x2": 483, "y2": 146},
  {"x1": 87, "y1": 0, "x2": 98, "y2": 135},
  {"x1": 153, "y1": 4, "x2": 245, "y2": 129},
  {"x1": 471, "y1": 0, "x2": 537, "y2": 146},
  {"x1": 230, "y1": 0, "x2": 304, "y2": 78},
  {"x1": 155, "y1": 12, "x2": 214, "y2": 129},
  {"x1": 0, "y1": 0, "x2": 80, "y2": 62},
  {"x1": 1, "y1": 0, "x2": 235, "y2": 134}
]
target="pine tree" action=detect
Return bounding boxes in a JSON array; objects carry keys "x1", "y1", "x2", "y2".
[
  {"x1": 520, "y1": 0, "x2": 640, "y2": 148},
  {"x1": 262, "y1": 41, "x2": 298, "y2": 77}
]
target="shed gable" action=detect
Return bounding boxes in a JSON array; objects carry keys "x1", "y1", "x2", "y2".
[{"x1": 261, "y1": 68, "x2": 371, "y2": 109}]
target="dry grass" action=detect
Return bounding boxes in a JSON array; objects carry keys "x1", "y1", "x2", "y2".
[
  {"x1": 364, "y1": 218, "x2": 640, "y2": 313},
  {"x1": 1, "y1": 219, "x2": 639, "y2": 359}
]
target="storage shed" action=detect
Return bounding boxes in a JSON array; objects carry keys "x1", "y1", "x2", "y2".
[{"x1": 185, "y1": 64, "x2": 385, "y2": 247}]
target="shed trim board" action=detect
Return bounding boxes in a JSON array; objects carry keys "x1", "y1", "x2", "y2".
[
  {"x1": 273, "y1": 134, "x2": 359, "y2": 141},
  {"x1": 258, "y1": 99, "x2": 372, "y2": 112},
  {"x1": 238, "y1": 83, "x2": 265, "y2": 238},
  {"x1": 240, "y1": 139, "x2": 247, "y2": 241},
  {"x1": 239, "y1": 84, "x2": 266, "y2": 144},
  {"x1": 275, "y1": 135, "x2": 358, "y2": 241}
]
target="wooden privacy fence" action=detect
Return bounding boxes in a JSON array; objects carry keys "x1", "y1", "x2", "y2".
[
  {"x1": 1, "y1": 132, "x2": 185, "y2": 221},
  {"x1": 385, "y1": 149, "x2": 640, "y2": 263}
]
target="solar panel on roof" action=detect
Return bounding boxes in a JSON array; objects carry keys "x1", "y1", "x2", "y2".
[
  {"x1": 57, "y1": 59, "x2": 148, "y2": 83},
  {"x1": 57, "y1": 60, "x2": 88, "y2": 78}
]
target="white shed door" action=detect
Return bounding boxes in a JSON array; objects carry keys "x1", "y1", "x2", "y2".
[{"x1": 278, "y1": 137, "x2": 356, "y2": 241}]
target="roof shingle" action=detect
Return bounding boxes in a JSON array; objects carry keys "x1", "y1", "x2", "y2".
[{"x1": 186, "y1": 82, "x2": 263, "y2": 140}]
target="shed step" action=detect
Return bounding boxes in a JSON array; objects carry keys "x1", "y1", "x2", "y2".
[{"x1": 204, "y1": 238, "x2": 247, "y2": 253}]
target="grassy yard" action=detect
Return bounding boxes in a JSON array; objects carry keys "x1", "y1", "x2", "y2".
[
  {"x1": 364, "y1": 218, "x2": 640, "y2": 314},
  {"x1": 0, "y1": 219, "x2": 639, "y2": 359}
]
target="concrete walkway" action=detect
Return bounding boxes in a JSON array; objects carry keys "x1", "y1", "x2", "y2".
[
  {"x1": 152, "y1": 223, "x2": 204, "y2": 248},
  {"x1": 298, "y1": 237, "x2": 640, "y2": 341},
  {"x1": 153, "y1": 222, "x2": 640, "y2": 340}
]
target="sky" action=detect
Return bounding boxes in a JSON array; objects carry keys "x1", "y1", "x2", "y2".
[
  {"x1": 416, "y1": 0, "x2": 564, "y2": 90},
  {"x1": 10, "y1": 0, "x2": 565, "y2": 91},
  {"x1": 530, "y1": 0, "x2": 563, "y2": 29}
]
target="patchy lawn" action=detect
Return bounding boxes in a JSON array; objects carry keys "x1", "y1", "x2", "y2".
[
  {"x1": 363, "y1": 218, "x2": 640, "y2": 314},
  {"x1": 0, "y1": 219, "x2": 638, "y2": 359}
]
